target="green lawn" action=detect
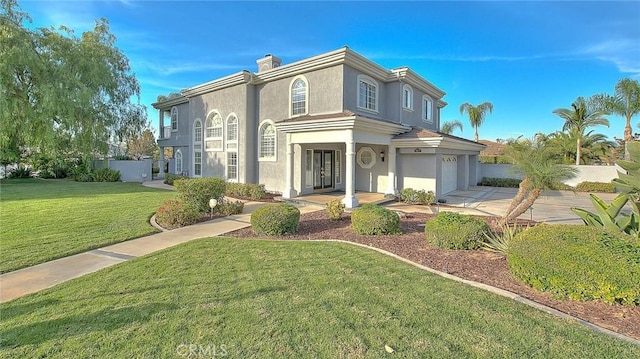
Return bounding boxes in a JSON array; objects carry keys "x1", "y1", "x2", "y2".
[
  {"x1": 0, "y1": 179, "x2": 175, "y2": 273},
  {"x1": 1, "y1": 238, "x2": 637, "y2": 358}
]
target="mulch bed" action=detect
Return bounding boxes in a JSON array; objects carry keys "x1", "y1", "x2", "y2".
[{"x1": 226, "y1": 210, "x2": 640, "y2": 341}]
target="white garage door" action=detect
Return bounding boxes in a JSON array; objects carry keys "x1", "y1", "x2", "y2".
[{"x1": 441, "y1": 155, "x2": 458, "y2": 194}]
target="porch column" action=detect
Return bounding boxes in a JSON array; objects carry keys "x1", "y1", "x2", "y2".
[
  {"x1": 282, "y1": 133, "x2": 296, "y2": 199},
  {"x1": 158, "y1": 110, "x2": 165, "y2": 179},
  {"x1": 158, "y1": 147, "x2": 165, "y2": 179},
  {"x1": 342, "y1": 130, "x2": 359, "y2": 208},
  {"x1": 386, "y1": 145, "x2": 397, "y2": 196}
]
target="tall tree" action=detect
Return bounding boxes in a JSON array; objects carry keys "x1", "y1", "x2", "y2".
[
  {"x1": 501, "y1": 137, "x2": 577, "y2": 225},
  {"x1": 459, "y1": 102, "x2": 493, "y2": 142},
  {"x1": 593, "y1": 78, "x2": 640, "y2": 160},
  {"x1": 553, "y1": 97, "x2": 609, "y2": 165},
  {"x1": 440, "y1": 120, "x2": 463, "y2": 135},
  {"x1": 0, "y1": 0, "x2": 146, "y2": 161},
  {"x1": 127, "y1": 129, "x2": 158, "y2": 160}
]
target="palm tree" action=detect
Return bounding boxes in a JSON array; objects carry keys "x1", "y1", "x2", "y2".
[
  {"x1": 500, "y1": 137, "x2": 577, "y2": 225},
  {"x1": 440, "y1": 120, "x2": 463, "y2": 135},
  {"x1": 459, "y1": 102, "x2": 493, "y2": 142},
  {"x1": 594, "y1": 78, "x2": 640, "y2": 159},
  {"x1": 553, "y1": 97, "x2": 609, "y2": 165}
]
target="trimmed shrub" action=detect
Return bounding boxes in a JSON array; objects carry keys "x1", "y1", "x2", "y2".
[
  {"x1": 400, "y1": 188, "x2": 435, "y2": 205},
  {"x1": 225, "y1": 182, "x2": 267, "y2": 200},
  {"x1": 251, "y1": 203, "x2": 300, "y2": 235},
  {"x1": 91, "y1": 168, "x2": 120, "y2": 182},
  {"x1": 326, "y1": 199, "x2": 345, "y2": 220},
  {"x1": 548, "y1": 182, "x2": 573, "y2": 191},
  {"x1": 507, "y1": 225, "x2": 640, "y2": 305},
  {"x1": 164, "y1": 173, "x2": 187, "y2": 185},
  {"x1": 575, "y1": 181, "x2": 616, "y2": 193},
  {"x1": 174, "y1": 177, "x2": 227, "y2": 213},
  {"x1": 425, "y1": 212, "x2": 490, "y2": 249},
  {"x1": 480, "y1": 177, "x2": 521, "y2": 188},
  {"x1": 215, "y1": 199, "x2": 245, "y2": 216},
  {"x1": 351, "y1": 204, "x2": 401, "y2": 235},
  {"x1": 155, "y1": 199, "x2": 201, "y2": 228}
]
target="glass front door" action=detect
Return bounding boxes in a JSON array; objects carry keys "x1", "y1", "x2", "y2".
[{"x1": 313, "y1": 150, "x2": 333, "y2": 190}]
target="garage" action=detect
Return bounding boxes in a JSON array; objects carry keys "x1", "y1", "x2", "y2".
[{"x1": 441, "y1": 155, "x2": 458, "y2": 194}]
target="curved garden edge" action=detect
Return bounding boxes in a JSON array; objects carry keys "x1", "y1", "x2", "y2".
[{"x1": 308, "y1": 238, "x2": 640, "y2": 346}]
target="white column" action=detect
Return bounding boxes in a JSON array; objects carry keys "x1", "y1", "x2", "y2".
[
  {"x1": 158, "y1": 147, "x2": 165, "y2": 179},
  {"x1": 385, "y1": 145, "x2": 397, "y2": 196},
  {"x1": 282, "y1": 134, "x2": 296, "y2": 198},
  {"x1": 342, "y1": 130, "x2": 359, "y2": 208}
]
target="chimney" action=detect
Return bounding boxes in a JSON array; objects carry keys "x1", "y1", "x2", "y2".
[{"x1": 256, "y1": 54, "x2": 282, "y2": 73}]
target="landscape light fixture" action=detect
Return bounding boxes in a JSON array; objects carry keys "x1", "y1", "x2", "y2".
[{"x1": 209, "y1": 198, "x2": 218, "y2": 219}]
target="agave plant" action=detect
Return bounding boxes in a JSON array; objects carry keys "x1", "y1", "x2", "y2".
[
  {"x1": 571, "y1": 141, "x2": 640, "y2": 238},
  {"x1": 481, "y1": 223, "x2": 524, "y2": 255}
]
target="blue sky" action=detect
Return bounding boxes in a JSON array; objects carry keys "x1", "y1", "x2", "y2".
[{"x1": 18, "y1": 0, "x2": 640, "y2": 142}]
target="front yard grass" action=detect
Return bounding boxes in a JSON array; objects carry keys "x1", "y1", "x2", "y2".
[
  {"x1": 0, "y1": 179, "x2": 175, "y2": 273},
  {"x1": 1, "y1": 238, "x2": 637, "y2": 358}
]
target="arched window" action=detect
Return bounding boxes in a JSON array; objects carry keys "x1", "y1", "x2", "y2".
[
  {"x1": 226, "y1": 114, "x2": 239, "y2": 181},
  {"x1": 402, "y1": 84, "x2": 413, "y2": 110},
  {"x1": 290, "y1": 76, "x2": 308, "y2": 116},
  {"x1": 422, "y1": 95, "x2": 433, "y2": 123},
  {"x1": 175, "y1": 149, "x2": 183, "y2": 174},
  {"x1": 357, "y1": 74, "x2": 378, "y2": 112},
  {"x1": 258, "y1": 120, "x2": 276, "y2": 161},
  {"x1": 205, "y1": 111, "x2": 223, "y2": 151},
  {"x1": 226, "y1": 114, "x2": 238, "y2": 150},
  {"x1": 193, "y1": 119, "x2": 202, "y2": 176},
  {"x1": 171, "y1": 107, "x2": 178, "y2": 130}
]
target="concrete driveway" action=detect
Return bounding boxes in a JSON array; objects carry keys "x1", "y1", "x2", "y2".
[{"x1": 437, "y1": 186, "x2": 625, "y2": 224}]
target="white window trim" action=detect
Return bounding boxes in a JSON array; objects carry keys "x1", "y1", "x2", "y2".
[
  {"x1": 226, "y1": 113, "x2": 239, "y2": 181},
  {"x1": 205, "y1": 110, "x2": 223, "y2": 152},
  {"x1": 258, "y1": 119, "x2": 277, "y2": 162},
  {"x1": 226, "y1": 152, "x2": 238, "y2": 182},
  {"x1": 193, "y1": 119, "x2": 202, "y2": 177},
  {"x1": 357, "y1": 74, "x2": 379, "y2": 113},
  {"x1": 171, "y1": 107, "x2": 179, "y2": 132},
  {"x1": 335, "y1": 150, "x2": 342, "y2": 184},
  {"x1": 226, "y1": 113, "x2": 239, "y2": 148},
  {"x1": 289, "y1": 75, "x2": 309, "y2": 117},
  {"x1": 356, "y1": 146, "x2": 376, "y2": 169},
  {"x1": 402, "y1": 84, "x2": 413, "y2": 111},
  {"x1": 422, "y1": 95, "x2": 433, "y2": 123}
]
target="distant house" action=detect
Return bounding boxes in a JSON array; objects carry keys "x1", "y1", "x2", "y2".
[
  {"x1": 153, "y1": 47, "x2": 484, "y2": 207},
  {"x1": 478, "y1": 139, "x2": 507, "y2": 163}
]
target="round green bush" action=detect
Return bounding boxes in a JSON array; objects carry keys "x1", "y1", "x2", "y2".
[
  {"x1": 155, "y1": 200, "x2": 201, "y2": 229},
  {"x1": 174, "y1": 177, "x2": 226, "y2": 213},
  {"x1": 507, "y1": 225, "x2": 640, "y2": 305},
  {"x1": 251, "y1": 203, "x2": 300, "y2": 235},
  {"x1": 351, "y1": 204, "x2": 401, "y2": 235},
  {"x1": 425, "y1": 212, "x2": 489, "y2": 249}
]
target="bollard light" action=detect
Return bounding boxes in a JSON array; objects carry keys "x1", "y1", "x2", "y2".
[{"x1": 209, "y1": 198, "x2": 218, "y2": 219}]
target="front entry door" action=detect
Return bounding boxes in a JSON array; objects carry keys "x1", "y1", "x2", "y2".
[{"x1": 313, "y1": 150, "x2": 333, "y2": 190}]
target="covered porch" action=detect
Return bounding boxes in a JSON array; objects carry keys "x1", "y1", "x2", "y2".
[{"x1": 275, "y1": 111, "x2": 409, "y2": 208}]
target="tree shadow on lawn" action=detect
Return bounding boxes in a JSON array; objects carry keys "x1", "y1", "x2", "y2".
[{"x1": 1, "y1": 303, "x2": 178, "y2": 347}]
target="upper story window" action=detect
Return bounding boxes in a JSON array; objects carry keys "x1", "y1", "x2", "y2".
[
  {"x1": 226, "y1": 114, "x2": 238, "y2": 150},
  {"x1": 258, "y1": 120, "x2": 276, "y2": 161},
  {"x1": 171, "y1": 107, "x2": 178, "y2": 131},
  {"x1": 422, "y1": 95, "x2": 433, "y2": 123},
  {"x1": 290, "y1": 76, "x2": 308, "y2": 116},
  {"x1": 205, "y1": 111, "x2": 223, "y2": 151},
  {"x1": 402, "y1": 84, "x2": 413, "y2": 110},
  {"x1": 357, "y1": 75, "x2": 378, "y2": 112}
]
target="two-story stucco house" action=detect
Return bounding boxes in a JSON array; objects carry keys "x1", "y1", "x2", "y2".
[{"x1": 153, "y1": 47, "x2": 484, "y2": 208}]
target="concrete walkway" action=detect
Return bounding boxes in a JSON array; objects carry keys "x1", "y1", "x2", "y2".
[{"x1": 0, "y1": 199, "x2": 323, "y2": 303}]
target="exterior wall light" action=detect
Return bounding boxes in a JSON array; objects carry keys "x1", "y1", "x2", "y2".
[{"x1": 380, "y1": 151, "x2": 385, "y2": 162}]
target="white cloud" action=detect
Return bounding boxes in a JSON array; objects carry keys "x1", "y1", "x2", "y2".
[
  {"x1": 581, "y1": 39, "x2": 640, "y2": 76},
  {"x1": 134, "y1": 59, "x2": 244, "y2": 76}
]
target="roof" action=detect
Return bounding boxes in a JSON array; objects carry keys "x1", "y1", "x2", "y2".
[
  {"x1": 478, "y1": 139, "x2": 506, "y2": 156},
  {"x1": 280, "y1": 111, "x2": 358, "y2": 123},
  {"x1": 393, "y1": 127, "x2": 484, "y2": 146}
]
